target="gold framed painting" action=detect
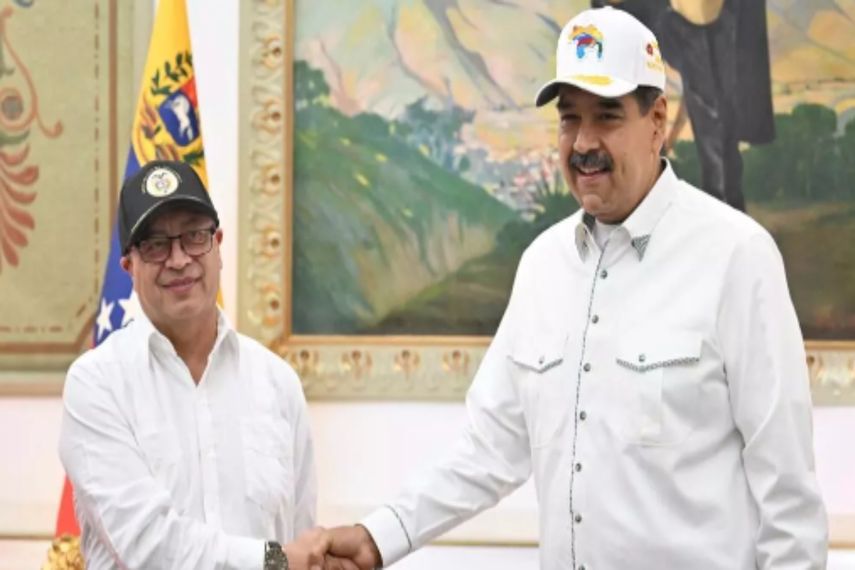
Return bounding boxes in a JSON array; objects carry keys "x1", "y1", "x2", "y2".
[
  {"x1": 0, "y1": 0, "x2": 146, "y2": 393},
  {"x1": 238, "y1": 0, "x2": 855, "y2": 405}
]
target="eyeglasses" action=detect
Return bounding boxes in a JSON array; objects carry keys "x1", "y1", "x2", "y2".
[{"x1": 135, "y1": 227, "x2": 217, "y2": 263}]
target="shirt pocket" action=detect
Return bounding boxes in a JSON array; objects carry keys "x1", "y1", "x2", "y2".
[
  {"x1": 241, "y1": 415, "x2": 294, "y2": 516},
  {"x1": 509, "y1": 332, "x2": 571, "y2": 448},
  {"x1": 614, "y1": 330, "x2": 703, "y2": 446}
]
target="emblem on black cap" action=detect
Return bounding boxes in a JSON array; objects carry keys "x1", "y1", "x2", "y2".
[{"x1": 143, "y1": 167, "x2": 181, "y2": 197}]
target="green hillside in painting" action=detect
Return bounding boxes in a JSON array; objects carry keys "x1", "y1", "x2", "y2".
[
  {"x1": 367, "y1": 184, "x2": 578, "y2": 335},
  {"x1": 292, "y1": 63, "x2": 514, "y2": 334}
]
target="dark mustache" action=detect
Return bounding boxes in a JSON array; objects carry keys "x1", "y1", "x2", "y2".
[{"x1": 570, "y1": 151, "x2": 613, "y2": 171}]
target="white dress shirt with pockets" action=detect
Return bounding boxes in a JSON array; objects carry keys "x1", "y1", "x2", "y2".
[
  {"x1": 59, "y1": 310, "x2": 316, "y2": 570},
  {"x1": 362, "y1": 163, "x2": 827, "y2": 570}
]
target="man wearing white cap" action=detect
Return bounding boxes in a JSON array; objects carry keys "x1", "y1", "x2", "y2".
[{"x1": 313, "y1": 7, "x2": 827, "y2": 569}]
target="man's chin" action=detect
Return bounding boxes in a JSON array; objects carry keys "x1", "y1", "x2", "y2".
[
  {"x1": 579, "y1": 193, "x2": 608, "y2": 215},
  {"x1": 163, "y1": 299, "x2": 207, "y2": 320}
]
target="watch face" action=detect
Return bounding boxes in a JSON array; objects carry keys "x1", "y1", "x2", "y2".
[{"x1": 265, "y1": 541, "x2": 287, "y2": 570}]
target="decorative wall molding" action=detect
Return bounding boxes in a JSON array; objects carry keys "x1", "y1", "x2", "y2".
[
  {"x1": 806, "y1": 344, "x2": 855, "y2": 405},
  {"x1": 275, "y1": 337, "x2": 487, "y2": 401},
  {"x1": 0, "y1": 0, "x2": 141, "y2": 390},
  {"x1": 238, "y1": 0, "x2": 290, "y2": 350}
]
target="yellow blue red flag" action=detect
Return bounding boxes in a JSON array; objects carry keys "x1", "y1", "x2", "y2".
[{"x1": 96, "y1": 0, "x2": 208, "y2": 345}]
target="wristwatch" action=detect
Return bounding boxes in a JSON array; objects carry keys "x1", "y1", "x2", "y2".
[{"x1": 264, "y1": 540, "x2": 289, "y2": 570}]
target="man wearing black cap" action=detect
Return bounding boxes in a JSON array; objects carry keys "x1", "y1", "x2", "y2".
[{"x1": 59, "y1": 161, "x2": 350, "y2": 569}]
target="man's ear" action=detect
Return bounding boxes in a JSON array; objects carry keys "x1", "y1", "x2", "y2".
[
  {"x1": 215, "y1": 228, "x2": 224, "y2": 270},
  {"x1": 651, "y1": 95, "x2": 668, "y2": 154},
  {"x1": 120, "y1": 255, "x2": 132, "y2": 274}
]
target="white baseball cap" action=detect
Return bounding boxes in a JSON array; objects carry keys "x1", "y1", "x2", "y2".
[{"x1": 534, "y1": 6, "x2": 666, "y2": 106}]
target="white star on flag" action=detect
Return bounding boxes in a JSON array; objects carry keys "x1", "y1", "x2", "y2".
[
  {"x1": 96, "y1": 299, "x2": 114, "y2": 341},
  {"x1": 118, "y1": 290, "x2": 144, "y2": 327}
]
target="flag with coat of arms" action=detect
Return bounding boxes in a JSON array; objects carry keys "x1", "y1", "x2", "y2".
[{"x1": 45, "y1": 1, "x2": 208, "y2": 566}]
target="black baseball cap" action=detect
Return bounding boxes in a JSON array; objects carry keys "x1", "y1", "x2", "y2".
[{"x1": 118, "y1": 160, "x2": 219, "y2": 254}]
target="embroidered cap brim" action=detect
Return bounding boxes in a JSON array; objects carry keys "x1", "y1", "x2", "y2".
[{"x1": 534, "y1": 74, "x2": 637, "y2": 107}]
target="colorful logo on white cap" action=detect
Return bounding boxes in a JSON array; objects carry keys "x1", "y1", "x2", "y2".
[
  {"x1": 570, "y1": 25, "x2": 604, "y2": 60},
  {"x1": 142, "y1": 167, "x2": 180, "y2": 197}
]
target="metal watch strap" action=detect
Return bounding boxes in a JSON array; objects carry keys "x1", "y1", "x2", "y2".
[{"x1": 264, "y1": 540, "x2": 289, "y2": 570}]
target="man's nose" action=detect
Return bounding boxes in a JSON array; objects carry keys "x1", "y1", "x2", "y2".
[
  {"x1": 164, "y1": 237, "x2": 192, "y2": 268},
  {"x1": 573, "y1": 121, "x2": 600, "y2": 155}
]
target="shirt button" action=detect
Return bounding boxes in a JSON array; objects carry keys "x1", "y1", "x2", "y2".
[
  {"x1": 575, "y1": 513, "x2": 583, "y2": 523},
  {"x1": 579, "y1": 565, "x2": 587, "y2": 570},
  {"x1": 583, "y1": 362, "x2": 591, "y2": 372},
  {"x1": 538, "y1": 355, "x2": 545, "y2": 365},
  {"x1": 591, "y1": 314, "x2": 599, "y2": 324},
  {"x1": 600, "y1": 269, "x2": 608, "y2": 279},
  {"x1": 575, "y1": 462, "x2": 583, "y2": 472},
  {"x1": 579, "y1": 410, "x2": 587, "y2": 421},
  {"x1": 638, "y1": 353, "x2": 646, "y2": 363}
]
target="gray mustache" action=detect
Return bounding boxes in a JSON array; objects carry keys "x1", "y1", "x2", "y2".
[{"x1": 570, "y1": 152, "x2": 613, "y2": 171}]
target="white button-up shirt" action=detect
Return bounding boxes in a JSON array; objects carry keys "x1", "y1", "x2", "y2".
[
  {"x1": 363, "y1": 163, "x2": 827, "y2": 569},
  {"x1": 59, "y1": 311, "x2": 316, "y2": 569}
]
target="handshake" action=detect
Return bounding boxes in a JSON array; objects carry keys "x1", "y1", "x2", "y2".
[{"x1": 280, "y1": 524, "x2": 383, "y2": 570}]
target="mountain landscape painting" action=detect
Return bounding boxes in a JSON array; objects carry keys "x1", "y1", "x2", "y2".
[{"x1": 290, "y1": 0, "x2": 855, "y2": 340}]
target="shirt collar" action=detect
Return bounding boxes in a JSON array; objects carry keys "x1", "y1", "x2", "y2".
[
  {"x1": 573, "y1": 159, "x2": 677, "y2": 262},
  {"x1": 131, "y1": 306, "x2": 237, "y2": 359}
]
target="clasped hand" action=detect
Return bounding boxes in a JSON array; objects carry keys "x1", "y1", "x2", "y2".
[{"x1": 282, "y1": 525, "x2": 382, "y2": 570}]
